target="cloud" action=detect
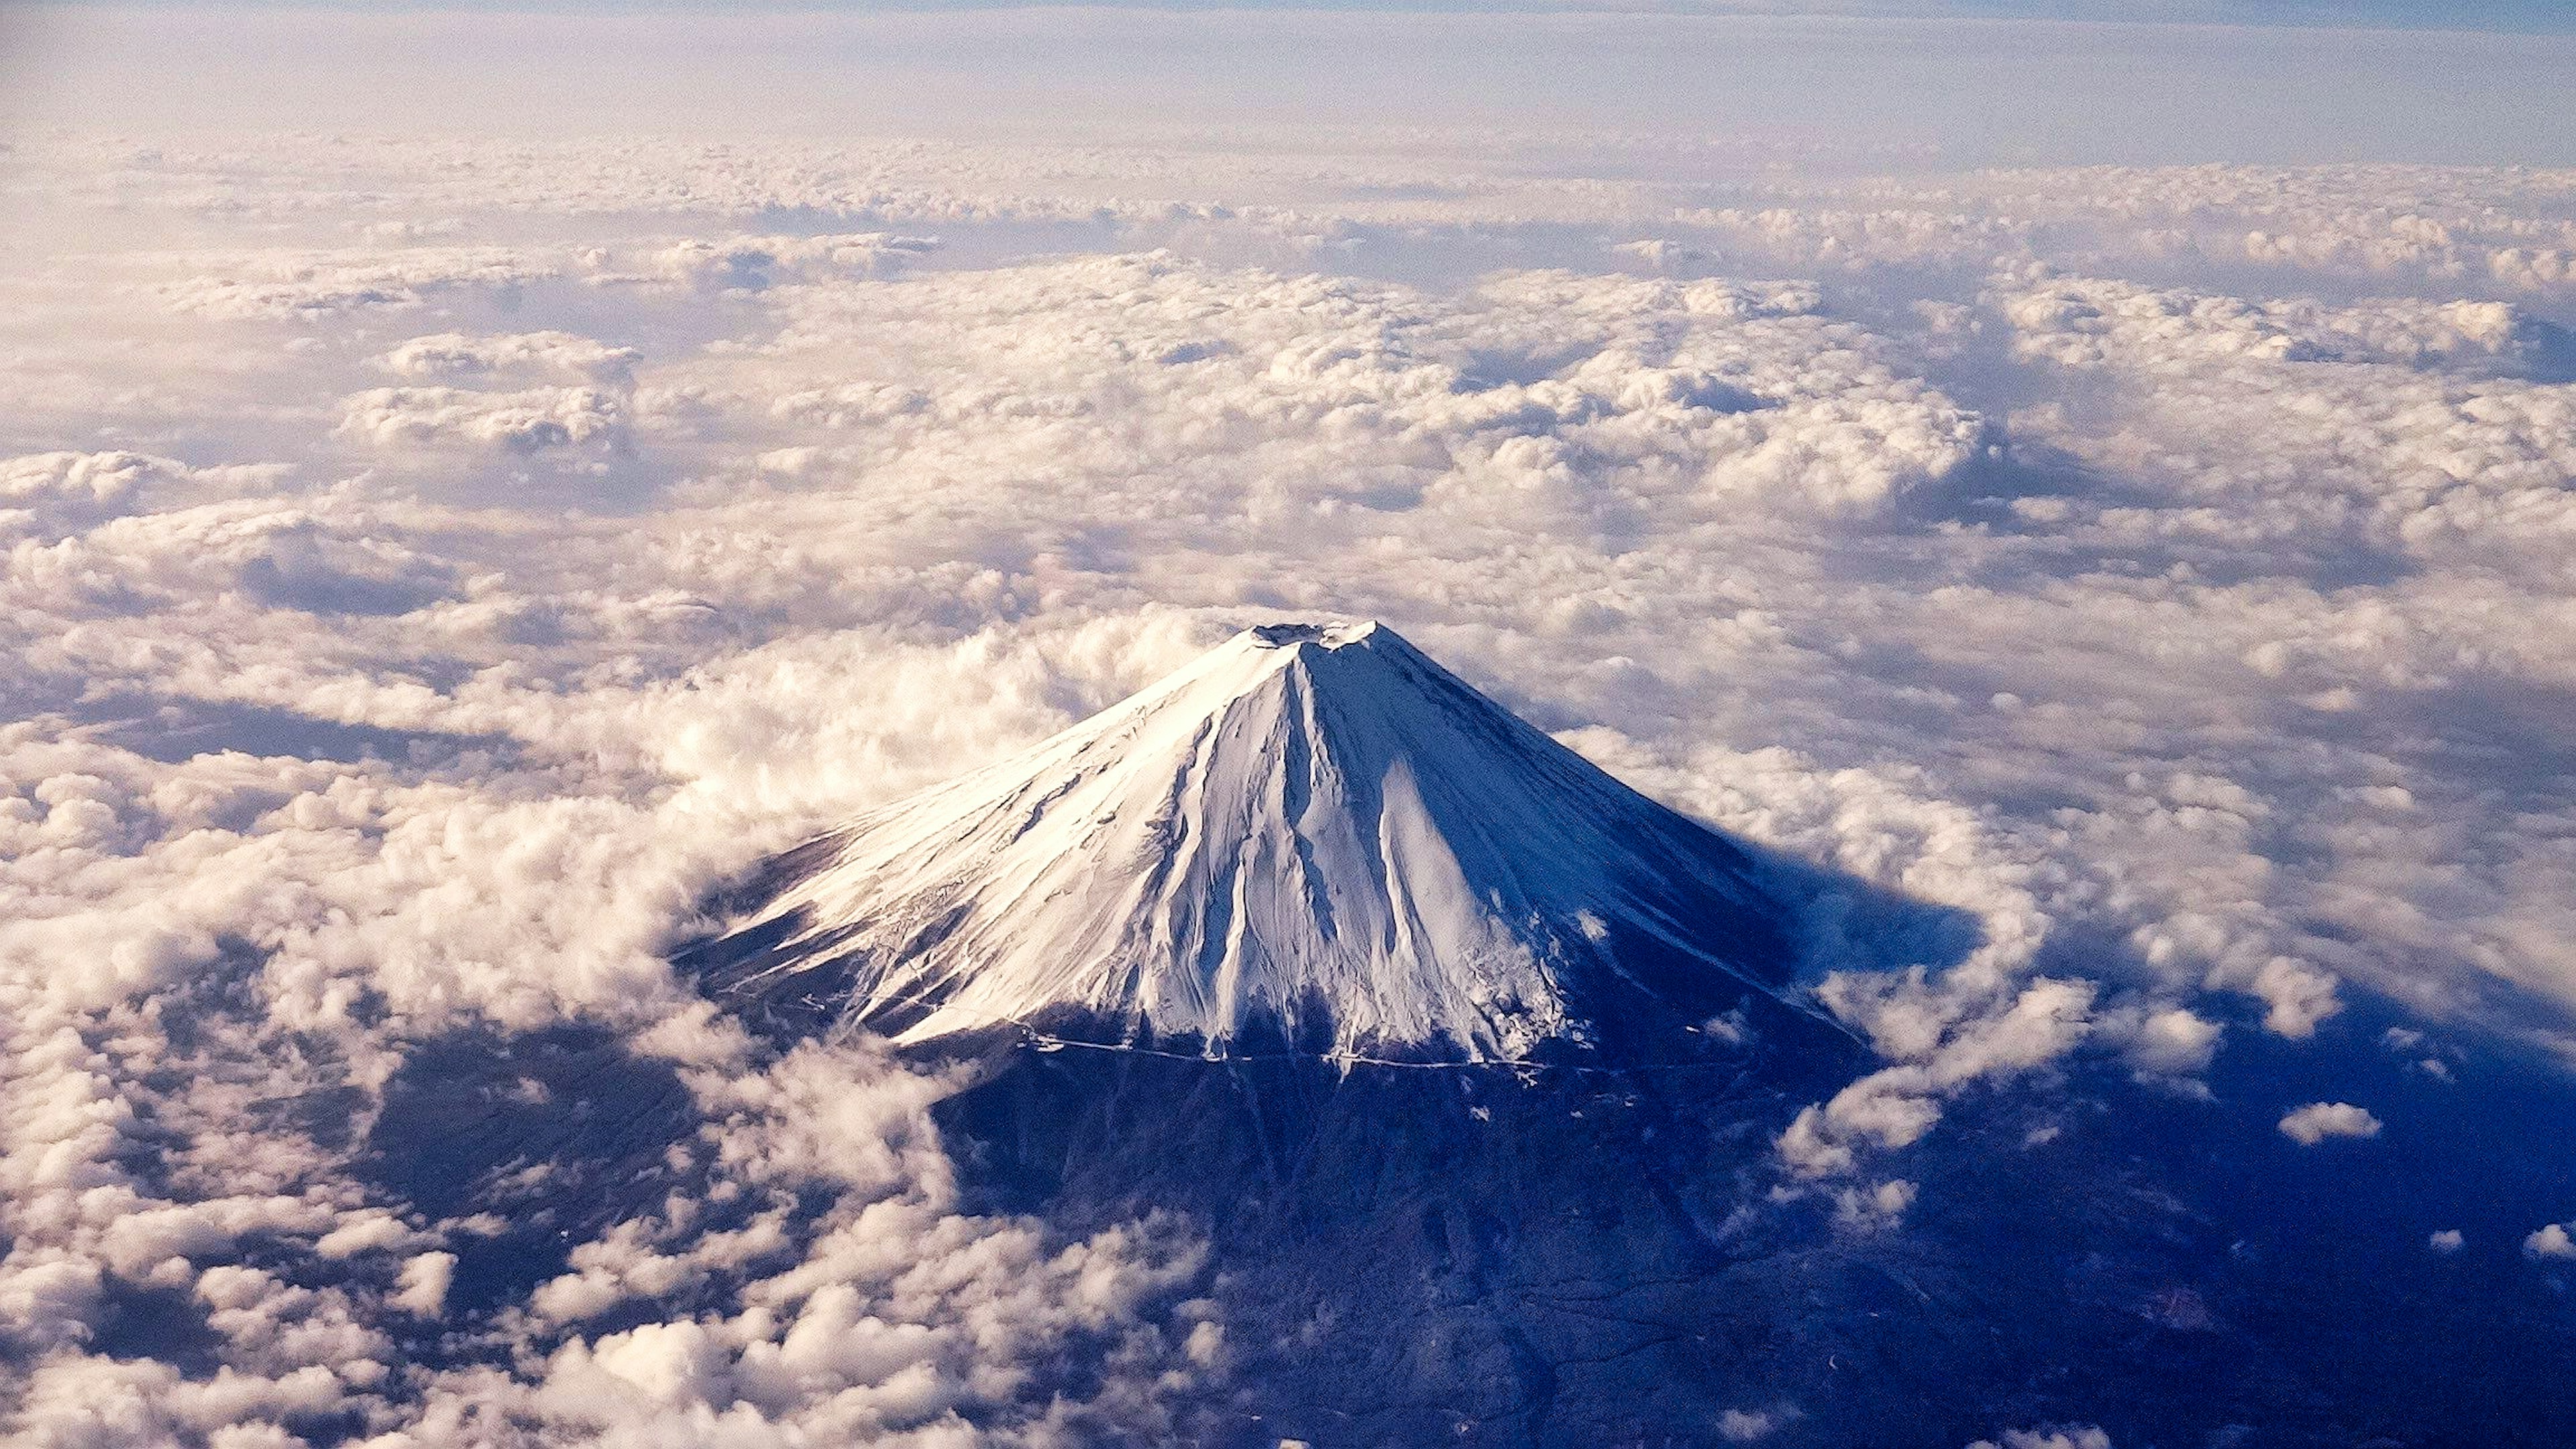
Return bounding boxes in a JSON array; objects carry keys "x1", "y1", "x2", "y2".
[
  {"x1": 7, "y1": 125, "x2": 2576, "y2": 1443},
  {"x1": 1983, "y1": 267, "x2": 2576, "y2": 1044},
  {"x1": 1778, "y1": 974, "x2": 2094, "y2": 1175},
  {"x1": 2, "y1": 451, "x2": 164, "y2": 516},
  {"x1": 1833, "y1": 1179, "x2": 1919, "y2": 1231},
  {"x1": 2277, "y1": 1102, "x2": 2383, "y2": 1145},
  {"x1": 376, "y1": 331, "x2": 641, "y2": 385},
  {"x1": 1718, "y1": 1405, "x2": 1796, "y2": 1441},
  {"x1": 2125, "y1": 1006, "x2": 2223, "y2": 1078},
  {"x1": 2429, "y1": 1229, "x2": 2464, "y2": 1253},
  {"x1": 1969, "y1": 1430, "x2": 2112, "y2": 1449},
  {"x1": 156, "y1": 246, "x2": 564, "y2": 321},
  {"x1": 337, "y1": 385, "x2": 628, "y2": 452},
  {"x1": 2002, "y1": 279, "x2": 2550, "y2": 372},
  {"x1": 0, "y1": 452, "x2": 292, "y2": 547},
  {"x1": 2526, "y1": 1223, "x2": 2576, "y2": 1260},
  {"x1": 394, "y1": 1251, "x2": 456, "y2": 1317},
  {"x1": 650, "y1": 233, "x2": 938, "y2": 292}
]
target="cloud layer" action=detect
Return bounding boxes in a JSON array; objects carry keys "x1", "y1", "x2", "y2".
[{"x1": 1, "y1": 127, "x2": 2572, "y2": 1442}]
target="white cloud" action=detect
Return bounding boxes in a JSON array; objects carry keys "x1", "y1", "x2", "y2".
[
  {"x1": 2, "y1": 451, "x2": 164, "y2": 515},
  {"x1": 1833, "y1": 1178, "x2": 1918, "y2": 1231},
  {"x1": 6, "y1": 125, "x2": 2576, "y2": 1442},
  {"x1": 376, "y1": 331, "x2": 641, "y2": 385},
  {"x1": 2526, "y1": 1223, "x2": 2576, "y2": 1260},
  {"x1": 2277, "y1": 1102, "x2": 2383, "y2": 1146},
  {"x1": 338, "y1": 384, "x2": 627, "y2": 452},
  {"x1": 651, "y1": 233, "x2": 938, "y2": 292},
  {"x1": 2429, "y1": 1229, "x2": 2464, "y2": 1253},
  {"x1": 1719, "y1": 1405, "x2": 1793, "y2": 1441},
  {"x1": 2126, "y1": 1006, "x2": 2223, "y2": 1078},
  {"x1": 1970, "y1": 1429, "x2": 2112, "y2": 1449},
  {"x1": 156, "y1": 246, "x2": 565, "y2": 321},
  {"x1": 2002, "y1": 280, "x2": 2546, "y2": 372},
  {"x1": 1777, "y1": 974, "x2": 2094, "y2": 1176},
  {"x1": 395, "y1": 1250, "x2": 457, "y2": 1318}
]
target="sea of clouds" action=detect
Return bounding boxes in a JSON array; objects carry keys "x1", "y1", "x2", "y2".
[{"x1": 4, "y1": 125, "x2": 2575, "y2": 1445}]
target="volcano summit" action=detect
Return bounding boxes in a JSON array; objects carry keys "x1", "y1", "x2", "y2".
[
  {"x1": 664, "y1": 621, "x2": 2576, "y2": 1449},
  {"x1": 698, "y1": 621, "x2": 1821, "y2": 1062}
]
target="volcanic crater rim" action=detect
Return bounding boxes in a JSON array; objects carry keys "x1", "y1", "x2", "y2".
[{"x1": 1248, "y1": 619, "x2": 1380, "y2": 650}]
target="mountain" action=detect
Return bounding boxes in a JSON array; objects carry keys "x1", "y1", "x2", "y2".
[
  {"x1": 693, "y1": 620, "x2": 1821, "y2": 1063},
  {"x1": 636, "y1": 623, "x2": 2576, "y2": 1447}
]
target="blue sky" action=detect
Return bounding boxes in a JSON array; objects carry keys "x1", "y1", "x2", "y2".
[
  {"x1": 10, "y1": 3, "x2": 2571, "y2": 165},
  {"x1": 21, "y1": 0, "x2": 2576, "y2": 26}
]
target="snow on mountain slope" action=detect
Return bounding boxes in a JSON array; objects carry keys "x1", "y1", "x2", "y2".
[{"x1": 699, "y1": 621, "x2": 1809, "y2": 1060}]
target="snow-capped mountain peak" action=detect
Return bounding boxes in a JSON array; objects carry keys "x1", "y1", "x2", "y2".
[{"x1": 697, "y1": 620, "x2": 1805, "y2": 1061}]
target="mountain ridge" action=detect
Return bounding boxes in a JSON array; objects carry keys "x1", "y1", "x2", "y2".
[{"x1": 692, "y1": 619, "x2": 1818, "y2": 1062}]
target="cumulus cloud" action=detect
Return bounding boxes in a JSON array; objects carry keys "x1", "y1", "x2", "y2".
[
  {"x1": 1969, "y1": 1429, "x2": 2112, "y2": 1449},
  {"x1": 2125, "y1": 1006, "x2": 2223, "y2": 1079},
  {"x1": 2002, "y1": 279, "x2": 2547, "y2": 372},
  {"x1": 156, "y1": 246, "x2": 564, "y2": 320},
  {"x1": 649, "y1": 232, "x2": 938, "y2": 292},
  {"x1": 394, "y1": 1250, "x2": 456, "y2": 1317},
  {"x1": 1718, "y1": 1405, "x2": 1796, "y2": 1441},
  {"x1": 1777, "y1": 974, "x2": 2094, "y2": 1176},
  {"x1": 0, "y1": 748, "x2": 1225, "y2": 1442},
  {"x1": 1833, "y1": 1179, "x2": 1919, "y2": 1231},
  {"x1": 337, "y1": 384, "x2": 628, "y2": 452},
  {"x1": 2, "y1": 450, "x2": 166, "y2": 514},
  {"x1": 6, "y1": 125, "x2": 2576, "y2": 1442},
  {"x1": 2277, "y1": 1102, "x2": 2383, "y2": 1146},
  {"x1": 372, "y1": 1038, "x2": 1227, "y2": 1448},
  {"x1": 376, "y1": 331, "x2": 641, "y2": 385},
  {"x1": 1978, "y1": 268, "x2": 2576, "y2": 1043},
  {"x1": 0, "y1": 566, "x2": 1224, "y2": 1442},
  {"x1": 2526, "y1": 1223, "x2": 2576, "y2": 1260}
]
